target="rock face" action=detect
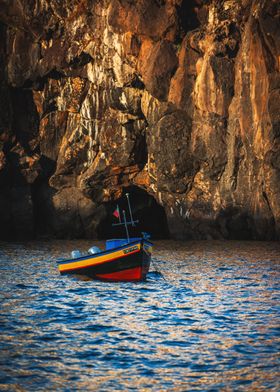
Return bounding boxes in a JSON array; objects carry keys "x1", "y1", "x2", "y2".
[{"x1": 0, "y1": 0, "x2": 279, "y2": 240}]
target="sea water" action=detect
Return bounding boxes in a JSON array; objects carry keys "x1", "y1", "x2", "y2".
[{"x1": 0, "y1": 240, "x2": 279, "y2": 391}]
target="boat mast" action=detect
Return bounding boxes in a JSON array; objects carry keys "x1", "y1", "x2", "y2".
[
  {"x1": 122, "y1": 210, "x2": 130, "y2": 243},
  {"x1": 112, "y1": 193, "x2": 139, "y2": 243},
  {"x1": 126, "y1": 193, "x2": 135, "y2": 227}
]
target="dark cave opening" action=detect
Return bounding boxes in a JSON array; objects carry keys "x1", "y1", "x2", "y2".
[
  {"x1": 177, "y1": 0, "x2": 203, "y2": 36},
  {"x1": 97, "y1": 186, "x2": 169, "y2": 240}
]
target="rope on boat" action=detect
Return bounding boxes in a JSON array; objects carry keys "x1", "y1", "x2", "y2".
[{"x1": 151, "y1": 258, "x2": 166, "y2": 281}]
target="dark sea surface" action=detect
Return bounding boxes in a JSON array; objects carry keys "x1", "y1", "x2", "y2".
[{"x1": 0, "y1": 240, "x2": 279, "y2": 391}]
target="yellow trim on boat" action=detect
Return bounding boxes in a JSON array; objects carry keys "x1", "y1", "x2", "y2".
[{"x1": 59, "y1": 243, "x2": 142, "y2": 272}]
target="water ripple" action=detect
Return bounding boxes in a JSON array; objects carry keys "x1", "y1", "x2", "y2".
[{"x1": 0, "y1": 240, "x2": 280, "y2": 391}]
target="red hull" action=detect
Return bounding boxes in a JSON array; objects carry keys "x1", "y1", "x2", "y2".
[{"x1": 95, "y1": 266, "x2": 142, "y2": 282}]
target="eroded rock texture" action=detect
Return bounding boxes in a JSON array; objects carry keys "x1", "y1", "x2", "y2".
[{"x1": 0, "y1": 0, "x2": 279, "y2": 240}]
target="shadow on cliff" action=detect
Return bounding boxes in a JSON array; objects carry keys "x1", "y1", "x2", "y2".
[
  {"x1": 168, "y1": 204, "x2": 277, "y2": 241},
  {"x1": 0, "y1": 87, "x2": 41, "y2": 240},
  {"x1": 175, "y1": 0, "x2": 208, "y2": 42},
  {"x1": 0, "y1": 86, "x2": 65, "y2": 241}
]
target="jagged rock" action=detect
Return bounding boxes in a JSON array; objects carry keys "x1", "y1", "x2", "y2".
[
  {"x1": 108, "y1": 0, "x2": 180, "y2": 41},
  {"x1": 138, "y1": 39, "x2": 178, "y2": 100},
  {"x1": 169, "y1": 36, "x2": 200, "y2": 115},
  {"x1": 147, "y1": 110, "x2": 193, "y2": 193},
  {"x1": 0, "y1": 0, "x2": 279, "y2": 240}
]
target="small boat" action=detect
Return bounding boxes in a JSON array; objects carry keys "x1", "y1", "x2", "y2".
[
  {"x1": 57, "y1": 194, "x2": 153, "y2": 281},
  {"x1": 58, "y1": 237, "x2": 152, "y2": 281}
]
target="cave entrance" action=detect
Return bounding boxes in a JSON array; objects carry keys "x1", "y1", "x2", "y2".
[
  {"x1": 97, "y1": 186, "x2": 169, "y2": 240},
  {"x1": 177, "y1": 0, "x2": 202, "y2": 36}
]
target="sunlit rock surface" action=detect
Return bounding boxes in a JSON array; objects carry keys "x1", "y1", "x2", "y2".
[{"x1": 0, "y1": 0, "x2": 279, "y2": 240}]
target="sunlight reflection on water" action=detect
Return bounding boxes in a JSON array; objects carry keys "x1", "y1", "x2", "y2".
[{"x1": 0, "y1": 240, "x2": 279, "y2": 391}]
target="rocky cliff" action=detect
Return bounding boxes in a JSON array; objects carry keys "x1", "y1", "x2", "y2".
[{"x1": 0, "y1": 0, "x2": 279, "y2": 240}]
